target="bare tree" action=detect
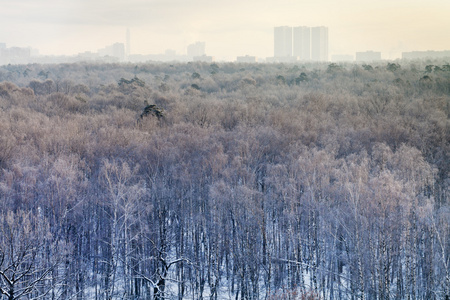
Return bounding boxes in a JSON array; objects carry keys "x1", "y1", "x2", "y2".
[
  {"x1": 100, "y1": 158, "x2": 146, "y2": 299},
  {"x1": 0, "y1": 210, "x2": 65, "y2": 300}
]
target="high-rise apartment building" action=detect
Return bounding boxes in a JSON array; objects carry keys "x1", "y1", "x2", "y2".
[
  {"x1": 274, "y1": 26, "x2": 328, "y2": 61},
  {"x1": 311, "y1": 26, "x2": 328, "y2": 62},
  {"x1": 274, "y1": 26, "x2": 293, "y2": 58},
  {"x1": 293, "y1": 26, "x2": 311, "y2": 60}
]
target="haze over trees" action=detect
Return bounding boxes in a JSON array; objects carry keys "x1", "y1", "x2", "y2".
[{"x1": 0, "y1": 60, "x2": 449, "y2": 299}]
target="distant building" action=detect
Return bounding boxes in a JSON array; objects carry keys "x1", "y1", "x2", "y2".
[
  {"x1": 0, "y1": 43, "x2": 6, "y2": 49},
  {"x1": 267, "y1": 56, "x2": 298, "y2": 63},
  {"x1": 236, "y1": 55, "x2": 257, "y2": 63},
  {"x1": 402, "y1": 50, "x2": 450, "y2": 60},
  {"x1": 98, "y1": 43, "x2": 125, "y2": 61},
  {"x1": 311, "y1": 26, "x2": 328, "y2": 61},
  {"x1": 273, "y1": 26, "x2": 328, "y2": 62},
  {"x1": 1, "y1": 47, "x2": 31, "y2": 58},
  {"x1": 193, "y1": 55, "x2": 214, "y2": 62},
  {"x1": 332, "y1": 54, "x2": 354, "y2": 62},
  {"x1": 165, "y1": 49, "x2": 176, "y2": 56},
  {"x1": 356, "y1": 51, "x2": 381, "y2": 62},
  {"x1": 161, "y1": 49, "x2": 177, "y2": 61},
  {"x1": 293, "y1": 26, "x2": 310, "y2": 60},
  {"x1": 126, "y1": 28, "x2": 131, "y2": 57},
  {"x1": 30, "y1": 48, "x2": 39, "y2": 56},
  {"x1": 77, "y1": 51, "x2": 100, "y2": 60},
  {"x1": 0, "y1": 46, "x2": 31, "y2": 64},
  {"x1": 274, "y1": 26, "x2": 293, "y2": 58},
  {"x1": 187, "y1": 42, "x2": 206, "y2": 57}
]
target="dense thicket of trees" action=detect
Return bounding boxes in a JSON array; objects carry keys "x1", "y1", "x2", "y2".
[{"x1": 0, "y1": 60, "x2": 449, "y2": 299}]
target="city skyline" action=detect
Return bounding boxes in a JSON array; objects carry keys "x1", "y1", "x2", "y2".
[
  {"x1": 2, "y1": 38, "x2": 450, "y2": 65},
  {"x1": 1, "y1": 0, "x2": 449, "y2": 61}
]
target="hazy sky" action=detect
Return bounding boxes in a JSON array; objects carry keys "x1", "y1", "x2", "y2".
[{"x1": 1, "y1": 0, "x2": 449, "y2": 60}]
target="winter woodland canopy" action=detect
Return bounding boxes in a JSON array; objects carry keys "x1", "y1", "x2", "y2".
[{"x1": 0, "y1": 60, "x2": 449, "y2": 299}]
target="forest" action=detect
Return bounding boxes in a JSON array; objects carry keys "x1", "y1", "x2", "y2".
[{"x1": 0, "y1": 60, "x2": 449, "y2": 300}]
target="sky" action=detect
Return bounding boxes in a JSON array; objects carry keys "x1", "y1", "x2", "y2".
[{"x1": 1, "y1": 0, "x2": 449, "y2": 60}]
